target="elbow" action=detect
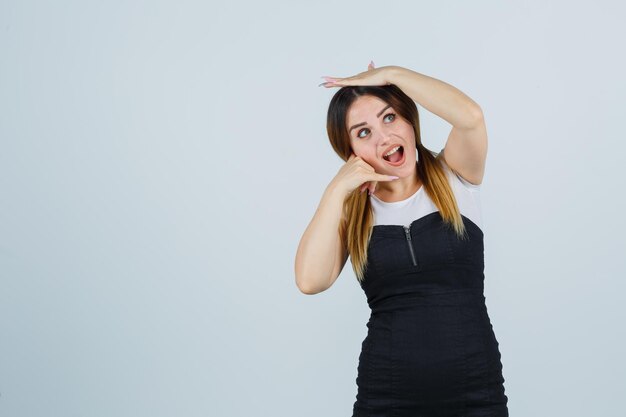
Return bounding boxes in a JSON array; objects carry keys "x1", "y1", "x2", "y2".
[
  {"x1": 457, "y1": 106, "x2": 484, "y2": 130},
  {"x1": 468, "y1": 105, "x2": 484, "y2": 124},
  {"x1": 295, "y1": 275, "x2": 327, "y2": 295},
  {"x1": 298, "y1": 286, "x2": 320, "y2": 295}
]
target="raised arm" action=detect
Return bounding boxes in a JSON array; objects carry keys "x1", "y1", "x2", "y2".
[
  {"x1": 295, "y1": 153, "x2": 399, "y2": 294},
  {"x1": 387, "y1": 66, "x2": 488, "y2": 185}
]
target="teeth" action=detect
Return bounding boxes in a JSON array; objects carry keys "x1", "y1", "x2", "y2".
[{"x1": 384, "y1": 146, "x2": 401, "y2": 157}]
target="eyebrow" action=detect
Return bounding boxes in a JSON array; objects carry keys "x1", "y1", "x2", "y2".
[{"x1": 348, "y1": 104, "x2": 392, "y2": 134}]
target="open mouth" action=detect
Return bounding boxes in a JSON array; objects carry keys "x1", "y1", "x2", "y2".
[{"x1": 382, "y1": 145, "x2": 405, "y2": 166}]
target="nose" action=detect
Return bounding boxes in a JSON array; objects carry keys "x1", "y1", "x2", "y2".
[{"x1": 376, "y1": 126, "x2": 394, "y2": 148}]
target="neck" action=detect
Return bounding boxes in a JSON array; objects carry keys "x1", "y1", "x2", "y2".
[{"x1": 373, "y1": 168, "x2": 421, "y2": 202}]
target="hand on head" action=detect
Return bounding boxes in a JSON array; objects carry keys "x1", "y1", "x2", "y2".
[{"x1": 319, "y1": 60, "x2": 392, "y2": 88}]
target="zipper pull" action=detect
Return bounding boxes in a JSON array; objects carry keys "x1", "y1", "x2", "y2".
[{"x1": 403, "y1": 226, "x2": 418, "y2": 266}]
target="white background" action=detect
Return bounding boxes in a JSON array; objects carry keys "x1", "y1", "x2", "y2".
[{"x1": 1, "y1": 1, "x2": 624, "y2": 416}]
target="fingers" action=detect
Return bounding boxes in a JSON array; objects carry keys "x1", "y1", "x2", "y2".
[
  {"x1": 320, "y1": 68, "x2": 373, "y2": 87},
  {"x1": 319, "y1": 76, "x2": 344, "y2": 88},
  {"x1": 368, "y1": 180, "x2": 377, "y2": 195},
  {"x1": 325, "y1": 74, "x2": 355, "y2": 86},
  {"x1": 319, "y1": 81, "x2": 340, "y2": 88},
  {"x1": 320, "y1": 62, "x2": 376, "y2": 88},
  {"x1": 359, "y1": 181, "x2": 376, "y2": 195},
  {"x1": 360, "y1": 174, "x2": 400, "y2": 196},
  {"x1": 359, "y1": 181, "x2": 379, "y2": 196}
]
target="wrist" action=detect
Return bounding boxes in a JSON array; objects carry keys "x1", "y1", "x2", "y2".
[
  {"x1": 325, "y1": 181, "x2": 349, "y2": 201},
  {"x1": 385, "y1": 65, "x2": 404, "y2": 84}
]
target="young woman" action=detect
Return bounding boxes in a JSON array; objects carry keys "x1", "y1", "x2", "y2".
[{"x1": 295, "y1": 63, "x2": 509, "y2": 416}]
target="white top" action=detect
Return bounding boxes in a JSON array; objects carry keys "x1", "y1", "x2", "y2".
[{"x1": 369, "y1": 152, "x2": 483, "y2": 232}]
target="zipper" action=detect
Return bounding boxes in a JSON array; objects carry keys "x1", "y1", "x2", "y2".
[{"x1": 403, "y1": 226, "x2": 418, "y2": 266}]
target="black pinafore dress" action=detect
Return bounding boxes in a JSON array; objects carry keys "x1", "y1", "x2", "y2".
[{"x1": 351, "y1": 170, "x2": 509, "y2": 416}]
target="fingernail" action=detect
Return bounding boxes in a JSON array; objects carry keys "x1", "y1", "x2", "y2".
[{"x1": 389, "y1": 176, "x2": 399, "y2": 180}]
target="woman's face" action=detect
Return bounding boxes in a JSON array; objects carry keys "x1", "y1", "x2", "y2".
[{"x1": 346, "y1": 95, "x2": 417, "y2": 178}]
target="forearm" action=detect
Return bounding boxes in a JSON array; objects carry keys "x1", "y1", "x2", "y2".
[
  {"x1": 387, "y1": 66, "x2": 483, "y2": 128},
  {"x1": 294, "y1": 183, "x2": 346, "y2": 294}
]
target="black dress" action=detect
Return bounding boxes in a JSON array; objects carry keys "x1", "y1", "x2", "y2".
[{"x1": 351, "y1": 211, "x2": 509, "y2": 416}]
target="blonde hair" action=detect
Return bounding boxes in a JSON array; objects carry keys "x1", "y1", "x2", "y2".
[{"x1": 327, "y1": 85, "x2": 468, "y2": 283}]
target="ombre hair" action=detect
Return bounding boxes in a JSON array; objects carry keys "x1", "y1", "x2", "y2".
[{"x1": 326, "y1": 85, "x2": 468, "y2": 283}]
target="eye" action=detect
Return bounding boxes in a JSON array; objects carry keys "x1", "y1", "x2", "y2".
[{"x1": 356, "y1": 113, "x2": 396, "y2": 139}]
